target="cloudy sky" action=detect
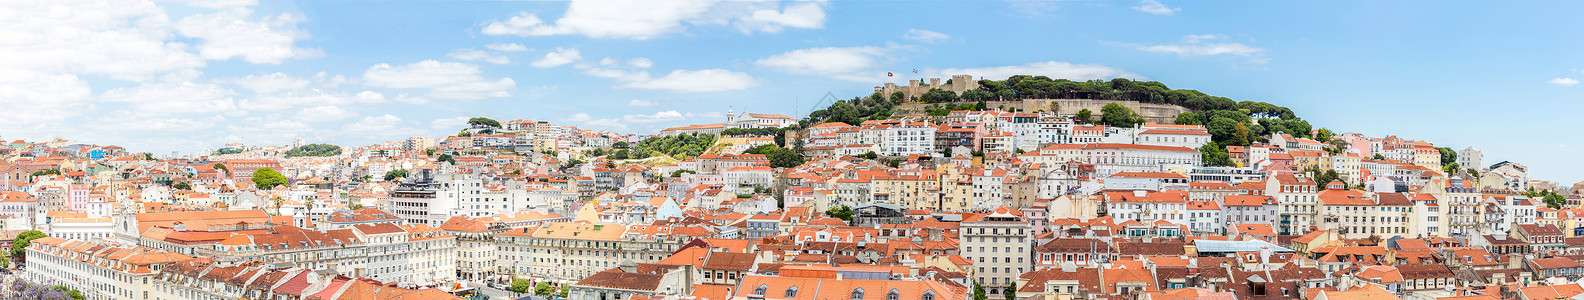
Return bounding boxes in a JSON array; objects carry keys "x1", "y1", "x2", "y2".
[{"x1": 2, "y1": 0, "x2": 1582, "y2": 183}]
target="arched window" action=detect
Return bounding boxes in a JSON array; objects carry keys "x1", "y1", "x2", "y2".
[
  {"x1": 922, "y1": 291, "x2": 936, "y2": 300},
  {"x1": 754, "y1": 285, "x2": 767, "y2": 296},
  {"x1": 850, "y1": 288, "x2": 864, "y2": 300},
  {"x1": 785, "y1": 286, "x2": 799, "y2": 298},
  {"x1": 886, "y1": 289, "x2": 901, "y2": 300}
]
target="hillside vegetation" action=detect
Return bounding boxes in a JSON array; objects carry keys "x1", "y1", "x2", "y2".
[{"x1": 285, "y1": 144, "x2": 343, "y2": 158}]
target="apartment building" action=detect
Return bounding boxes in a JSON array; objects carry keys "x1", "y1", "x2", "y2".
[
  {"x1": 960, "y1": 207, "x2": 1032, "y2": 294},
  {"x1": 26, "y1": 237, "x2": 193, "y2": 300}
]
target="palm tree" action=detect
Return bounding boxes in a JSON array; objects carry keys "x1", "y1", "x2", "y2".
[{"x1": 270, "y1": 196, "x2": 285, "y2": 216}]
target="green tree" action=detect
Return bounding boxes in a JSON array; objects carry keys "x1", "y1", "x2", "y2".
[
  {"x1": 1315, "y1": 128, "x2": 1336, "y2": 142},
  {"x1": 1436, "y1": 147, "x2": 1458, "y2": 165},
  {"x1": 1372, "y1": 154, "x2": 1386, "y2": 160},
  {"x1": 437, "y1": 154, "x2": 456, "y2": 164},
  {"x1": 1173, "y1": 112, "x2": 1201, "y2": 125},
  {"x1": 1233, "y1": 122, "x2": 1253, "y2": 146},
  {"x1": 767, "y1": 147, "x2": 805, "y2": 168},
  {"x1": 1004, "y1": 288, "x2": 1015, "y2": 300},
  {"x1": 613, "y1": 141, "x2": 630, "y2": 148},
  {"x1": 213, "y1": 163, "x2": 230, "y2": 177},
  {"x1": 1073, "y1": 109, "x2": 1092, "y2": 124},
  {"x1": 468, "y1": 117, "x2": 501, "y2": 128},
  {"x1": 1199, "y1": 142, "x2": 1232, "y2": 167},
  {"x1": 11, "y1": 230, "x2": 46, "y2": 259},
  {"x1": 1443, "y1": 162, "x2": 1462, "y2": 176},
  {"x1": 1099, "y1": 102, "x2": 1143, "y2": 127},
  {"x1": 825, "y1": 206, "x2": 855, "y2": 222},
  {"x1": 508, "y1": 279, "x2": 533, "y2": 296},
  {"x1": 973, "y1": 281, "x2": 987, "y2": 300},
  {"x1": 960, "y1": 89, "x2": 993, "y2": 102},
  {"x1": 857, "y1": 151, "x2": 878, "y2": 160},
  {"x1": 251, "y1": 168, "x2": 288, "y2": 190},
  {"x1": 671, "y1": 170, "x2": 696, "y2": 178},
  {"x1": 52, "y1": 285, "x2": 84, "y2": 300},
  {"x1": 143, "y1": 153, "x2": 155, "y2": 160},
  {"x1": 31, "y1": 169, "x2": 61, "y2": 177},
  {"x1": 534, "y1": 282, "x2": 554, "y2": 296},
  {"x1": 383, "y1": 169, "x2": 409, "y2": 181},
  {"x1": 285, "y1": 144, "x2": 342, "y2": 158},
  {"x1": 172, "y1": 182, "x2": 192, "y2": 190},
  {"x1": 920, "y1": 88, "x2": 960, "y2": 103}
]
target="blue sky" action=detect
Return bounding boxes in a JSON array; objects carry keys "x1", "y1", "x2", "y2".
[{"x1": 2, "y1": 0, "x2": 1582, "y2": 184}]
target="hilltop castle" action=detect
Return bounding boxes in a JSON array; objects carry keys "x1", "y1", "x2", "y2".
[{"x1": 874, "y1": 74, "x2": 979, "y2": 101}]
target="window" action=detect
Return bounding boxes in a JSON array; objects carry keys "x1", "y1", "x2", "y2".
[
  {"x1": 785, "y1": 287, "x2": 798, "y2": 298},
  {"x1": 887, "y1": 289, "x2": 901, "y2": 300},
  {"x1": 754, "y1": 285, "x2": 768, "y2": 295},
  {"x1": 851, "y1": 288, "x2": 865, "y2": 300}
]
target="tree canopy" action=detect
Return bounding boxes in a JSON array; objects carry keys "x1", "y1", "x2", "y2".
[
  {"x1": 11, "y1": 230, "x2": 46, "y2": 258},
  {"x1": 251, "y1": 168, "x2": 288, "y2": 190},
  {"x1": 212, "y1": 148, "x2": 244, "y2": 155},
  {"x1": 628, "y1": 133, "x2": 717, "y2": 160},
  {"x1": 284, "y1": 144, "x2": 342, "y2": 158},
  {"x1": 383, "y1": 169, "x2": 409, "y2": 181},
  {"x1": 746, "y1": 144, "x2": 805, "y2": 168},
  {"x1": 1098, "y1": 103, "x2": 1145, "y2": 128},
  {"x1": 468, "y1": 117, "x2": 501, "y2": 128},
  {"x1": 825, "y1": 206, "x2": 855, "y2": 222}
]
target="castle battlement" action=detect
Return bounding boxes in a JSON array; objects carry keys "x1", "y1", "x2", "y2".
[{"x1": 874, "y1": 74, "x2": 979, "y2": 102}]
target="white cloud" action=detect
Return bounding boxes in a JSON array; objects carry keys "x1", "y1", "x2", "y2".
[
  {"x1": 174, "y1": 7, "x2": 319, "y2": 64},
  {"x1": 295, "y1": 105, "x2": 358, "y2": 122},
  {"x1": 430, "y1": 116, "x2": 470, "y2": 130},
  {"x1": 1121, "y1": 34, "x2": 1267, "y2": 63},
  {"x1": 755, "y1": 45, "x2": 895, "y2": 82},
  {"x1": 485, "y1": 43, "x2": 530, "y2": 52},
  {"x1": 579, "y1": 110, "x2": 691, "y2": 130},
  {"x1": 581, "y1": 57, "x2": 757, "y2": 93},
  {"x1": 1132, "y1": 0, "x2": 1180, "y2": 15},
  {"x1": 0, "y1": 0, "x2": 205, "y2": 81},
  {"x1": 479, "y1": 0, "x2": 827, "y2": 40},
  {"x1": 85, "y1": 113, "x2": 219, "y2": 132},
  {"x1": 901, "y1": 29, "x2": 950, "y2": 43},
  {"x1": 362, "y1": 60, "x2": 517, "y2": 100},
  {"x1": 100, "y1": 81, "x2": 239, "y2": 114},
  {"x1": 342, "y1": 114, "x2": 403, "y2": 134},
  {"x1": 238, "y1": 89, "x2": 388, "y2": 111},
  {"x1": 624, "y1": 110, "x2": 685, "y2": 123},
  {"x1": 628, "y1": 99, "x2": 659, "y2": 107},
  {"x1": 565, "y1": 113, "x2": 594, "y2": 122},
  {"x1": 447, "y1": 48, "x2": 511, "y2": 64},
  {"x1": 740, "y1": 0, "x2": 827, "y2": 33},
  {"x1": 1549, "y1": 77, "x2": 1579, "y2": 86},
  {"x1": 168, "y1": 0, "x2": 258, "y2": 9},
  {"x1": 0, "y1": 70, "x2": 93, "y2": 126},
  {"x1": 622, "y1": 69, "x2": 758, "y2": 93},
  {"x1": 222, "y1": 72, "x2": 310, "y2": 93},
  {"x1": 628, "y1": 57, "x2": 654, "y2": 68},
  {"x1": 929, "y1": 61, "x2": 1142, "y2": 81},
  {"x1": 531, "y1": 48, "x2": 583, "y2": 68},
  {"x1": 685, "y1": 111, "x2": 724, "y2": 118}
]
